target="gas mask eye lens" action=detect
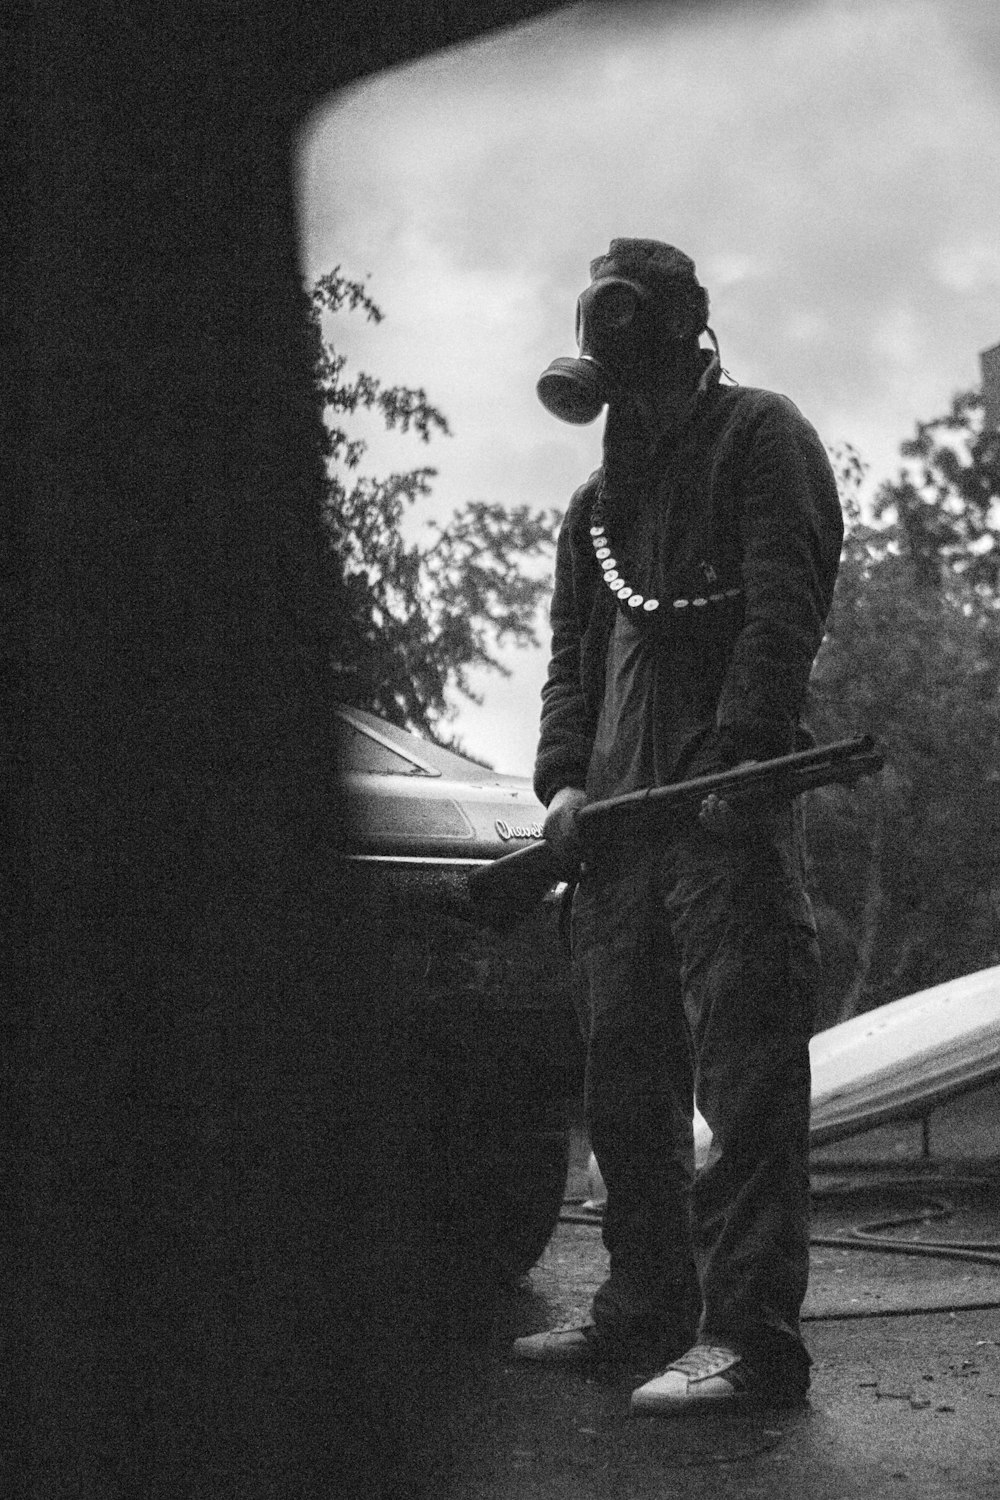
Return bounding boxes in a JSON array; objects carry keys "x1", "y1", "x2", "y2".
[{"x1": 594, "y1": 282, "x2": 639, "y2": 329}]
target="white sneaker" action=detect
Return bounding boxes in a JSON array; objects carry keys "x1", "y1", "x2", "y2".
[
  {"x1": 511, "y1": 1324, "x2": 627, "y2": 1364},
  {"x1": 629, "y1": 1343, "x2": 746, "y2": 1416},
  {"x1": 630, "y1": 1341, "x2": 809, "y2": 1416}
]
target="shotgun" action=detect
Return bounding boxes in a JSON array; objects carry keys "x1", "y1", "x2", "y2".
[{"x1": 467, "y1": 734, "x2": 883, "y2": 929}]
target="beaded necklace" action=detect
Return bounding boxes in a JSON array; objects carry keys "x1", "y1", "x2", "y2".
[
  {"x1": 588, "y1": 493, "x2": 659, "y2": 612},
  {"x1": 589, "y1": 495, "x2": 743, "y2": 616}
]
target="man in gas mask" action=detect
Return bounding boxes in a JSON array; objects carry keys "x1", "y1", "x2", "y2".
[{"x1": 513, "y1": 240, "x2": 843, "y2": 1415}]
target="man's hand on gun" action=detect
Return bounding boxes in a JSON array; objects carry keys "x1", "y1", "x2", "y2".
[
  {"x1": 543, "y1": 786, "x2": 589, "y2": 878},
  {"x1": 697, "y1": 760, "x2": 760, "y2": 835}
]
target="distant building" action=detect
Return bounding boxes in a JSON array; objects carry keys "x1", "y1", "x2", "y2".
[{"x1": 981, "y1": 342, "x2": 1000, "y2": 431}]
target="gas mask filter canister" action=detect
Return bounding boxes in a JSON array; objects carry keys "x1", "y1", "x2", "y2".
[{"x1": 536, "y1": 276, "x2": 652, "y2": 424}]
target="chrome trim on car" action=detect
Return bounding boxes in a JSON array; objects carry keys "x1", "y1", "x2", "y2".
[
  {"x1": 344, "y1": 853, "x2": 493, "y2": 868},
  {"x1": 343, "y1": 851, "x2": 567, "y2": 898}
]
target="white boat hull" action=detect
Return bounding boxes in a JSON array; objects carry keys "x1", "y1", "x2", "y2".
[{"x1": 583, "y1": 965, "x2": 1000, "y2": 1205}]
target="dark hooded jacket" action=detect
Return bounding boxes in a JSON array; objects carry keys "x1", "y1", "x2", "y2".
[{"x1": 533, "y1": 373, "x2": 844, "y2": 808}]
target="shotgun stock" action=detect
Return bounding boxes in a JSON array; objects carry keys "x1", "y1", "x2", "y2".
[
  {"x1": 466, "y1": 839, "x2": 567, "y2": 927},
  {"x1": 467, "y1": 734, "x2": 883, "y2": 929}
]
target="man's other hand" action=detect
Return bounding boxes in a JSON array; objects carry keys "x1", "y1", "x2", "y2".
[{"x1": 698, "y1": 760, "x2": 760, "y2": 834}]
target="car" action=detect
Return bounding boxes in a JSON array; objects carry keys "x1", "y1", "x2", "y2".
[{"x1": 335, "y1": 705, "x2": 583, "y2": 1288}]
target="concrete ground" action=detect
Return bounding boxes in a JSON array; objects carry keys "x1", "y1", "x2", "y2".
[{"x1": 442, "y1": 1081, "x2": 1000, "y2": 1499}]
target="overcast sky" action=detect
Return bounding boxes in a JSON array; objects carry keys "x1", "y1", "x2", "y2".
[{"x1": 297, "y1": 0, "x2": 1000, "y2": 776}]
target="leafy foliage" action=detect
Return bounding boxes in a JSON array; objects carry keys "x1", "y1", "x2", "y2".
[
  {"x1": 808, "y1": 403, "x2": 1000, "y2": 1021},
  {"x1": 873, "y1": 389, "x2": 1000, "y2": 597},
  {"x1": 308, "y1": 268, "x2": 558, "y2": 740}
]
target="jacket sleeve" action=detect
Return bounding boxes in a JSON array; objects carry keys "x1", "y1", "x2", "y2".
[
  {"x1": 713, "y1": 394, "x2": 844, "y2": 764},
  {"x1": 533, "y1": 492, "x2": 597, "y2": 806}
]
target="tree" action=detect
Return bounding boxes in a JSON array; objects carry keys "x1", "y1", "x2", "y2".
[
  {"x1": 808, "y1": 407, "x2": 1000, "y2": 1022},
  {"x1": 307, "y1": 268, "x2": 559, "y2": 742},
  {"x1": 874, "y1": 388, "x2": 1000, "y2": 598}
]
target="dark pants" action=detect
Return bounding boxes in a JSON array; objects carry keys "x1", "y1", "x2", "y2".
[{"x1": 571, "y1": 801, "x2": 819, "y2": 1385}]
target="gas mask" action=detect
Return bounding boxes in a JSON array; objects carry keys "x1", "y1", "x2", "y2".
[{"x1": 536, "y1": 246, "x2": 711, "y2": 427}]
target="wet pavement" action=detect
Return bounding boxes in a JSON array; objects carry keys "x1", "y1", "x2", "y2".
[{"x1": 441, "y1": 1082, "x2": 1000, "y2": 1499}]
